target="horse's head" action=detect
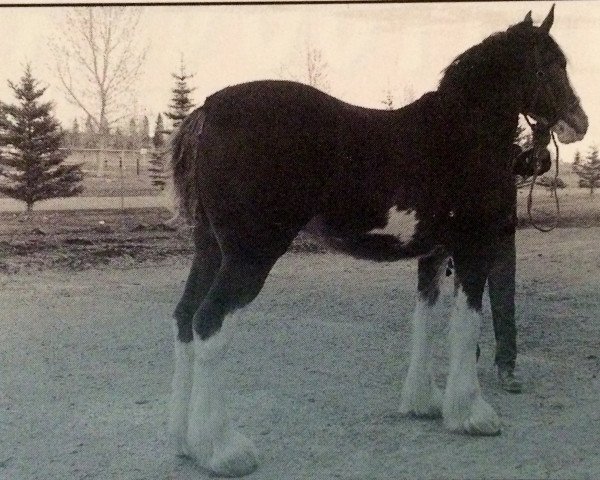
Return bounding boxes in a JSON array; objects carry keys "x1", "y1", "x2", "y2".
[{"x1": 510, "y1": 5, "x2": 588, "y2": 143}]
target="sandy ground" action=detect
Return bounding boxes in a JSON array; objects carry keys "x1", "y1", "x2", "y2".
[{"x1": 1, "y1": 227, "x2": 600, "y2": 480}]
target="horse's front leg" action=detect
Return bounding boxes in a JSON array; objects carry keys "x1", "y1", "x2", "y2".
[{"x1": 443, "y1": 242, "x2": 501, "y2": 435}]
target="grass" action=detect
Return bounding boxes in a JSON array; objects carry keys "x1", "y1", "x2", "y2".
[
  {"x1": 515, "y1": 187, "x2": 600, "y2": 228},
  {"x1": 0, "y1": 185, "x2": 598, "y2": 272},
  {"x1": 80, "y1": 175, "x2": 159, "y2": 197}
]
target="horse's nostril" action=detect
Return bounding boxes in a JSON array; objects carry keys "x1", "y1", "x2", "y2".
[{"x1": 568, "y1": 104, "x2": 589, "y2": 134}]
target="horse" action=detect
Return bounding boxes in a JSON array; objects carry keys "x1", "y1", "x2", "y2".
[{"x1": 167, "y1": 6, "x2": 587, "y2": 476}]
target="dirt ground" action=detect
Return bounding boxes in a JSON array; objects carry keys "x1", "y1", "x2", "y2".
[{"x1": 1, "y1": 223, "x2": 600, "y2": 480}]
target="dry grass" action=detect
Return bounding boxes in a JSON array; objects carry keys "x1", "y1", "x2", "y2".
[{"x1": 0, "y1": 185, "x2": 599, "y2": 272}]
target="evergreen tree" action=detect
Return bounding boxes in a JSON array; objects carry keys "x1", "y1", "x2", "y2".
[
  {"x1": 573, "y1": 150, "x2": 581, "y2": 168},
  {"x1": 0, "y1": 65, "x2": 83, "y2": 212},
  {"x1": 574, "y1": 146, "x2": 600, "y2": 195},
  {"x1": 515, "y1": 122, "x2": 533, "y2": 189},
  {"x1": 129, "y1": 117, "x2": 137, "y2": 137},
  {"x1": 141, "y1": 115, "x2": 150, "y2": 142},
  {"x1": 85, "y1": 115, "x2": 95, "y2": 133},
  {"x1": 165, "y1": 57, "x2": 195, "y2": 131},
  {"x1": 148, "y1": 113, "x2": 167, "y2": 190},
  {"x1": 381, "y1": 89, "x2": 395, "y2": 110},
  {"x1": 152, "y1": 113, "x2": 165, "y2": 148}
]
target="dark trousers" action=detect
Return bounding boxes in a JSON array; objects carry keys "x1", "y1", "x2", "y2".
[{"x1": 487, "y1": 231, "x2": 517, "y2": 371}]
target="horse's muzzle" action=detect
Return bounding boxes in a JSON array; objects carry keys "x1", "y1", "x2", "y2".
[{"x1": 552, "y1": 103, "x2": 588, "y2": 144}]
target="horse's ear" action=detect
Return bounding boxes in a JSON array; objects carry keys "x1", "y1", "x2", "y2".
[
  {"x1": 540, "y1": 4, "x2": 555, "y2": 33},
  {"x1": 523, "y1": 10, "x2": 533, "y2": 25}
]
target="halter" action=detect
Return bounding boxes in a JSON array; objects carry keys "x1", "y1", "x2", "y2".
[
  {"x1": 527, "y1": 45, "x2": 579, "y2": 127},
  {"x1": 521, "y1": 46, "x2": 567, "y2": 233}
]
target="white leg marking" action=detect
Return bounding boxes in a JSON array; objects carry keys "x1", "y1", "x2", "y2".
[
  {"x1": 168, "y1": 326, "x2": 194, "y2": 457},
  {"x1": 186, "y1": 315, "x2": 258, "y2": 477},
  {"x1": 443, "y1": 288, "x2": 501, "y2": 435},
  {"x1": 400, "y1": 296, "x2": 443, "y2": 418}
]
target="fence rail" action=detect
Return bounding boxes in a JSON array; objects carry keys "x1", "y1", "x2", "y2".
[{"x1": 59, "y1": 147, "x2": 161, "y2": 177}]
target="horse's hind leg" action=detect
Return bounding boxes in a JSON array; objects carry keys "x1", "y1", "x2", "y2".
[
  {"x1": 186, "y1": 246, "x2": 282, "y2": 477},
  {"x1": 443, "y1": 244, "x2": 501, "y2": 436},
  {"x1": 400, "y1": 247, "x2": 447, "y2": 418},
  {"x1": 169, "y1": 224, "x2": 222, "y2": 457}
]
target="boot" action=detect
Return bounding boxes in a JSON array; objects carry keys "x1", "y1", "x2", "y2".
[{"x1": 498, "y1": 368, "x2": 522, "y2": 393}]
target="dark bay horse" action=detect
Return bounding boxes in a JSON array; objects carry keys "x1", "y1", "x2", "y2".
[{"x1": 168, "y1": 7, "x2": 587, "y2": 476}]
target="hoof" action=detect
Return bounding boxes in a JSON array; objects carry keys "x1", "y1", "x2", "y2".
[
  {"x1": 170, "y1": 433, "x2": 191, "y2": 458},
  {"x1": 209, "y1": 432, "x2": 259, "y2": 477},
  {"x1": 188, "y1": 429, "x2": 258, "y2": 477},
  {"x1": 463, "y1": 398, "x2": 501, "y2": 436},
  {"x1": 399, "y1": 382, "x2": 443, "y2": 419},
  {"x1": 498, "y1": 369, "x2": 523, "y2": 394},
  {"x1": 445, "y1": 397, "x2": 501, "y2": 436}
]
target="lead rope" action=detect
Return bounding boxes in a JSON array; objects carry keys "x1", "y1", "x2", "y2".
[{"x1": 524, "y1": 116, "x2": 560, "y2": 232}]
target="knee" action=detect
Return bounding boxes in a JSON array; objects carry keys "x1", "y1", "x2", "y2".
[
  {"x1": 174, "y1": 316, "x2": 193, "y2": 343},
  {"x1": 174, "y1": 301, "x2": 196, "y2": 342},
  {"x1": 174, "y1": 300, "x2": 194, "y2": 322},
  {"x1": 419, "y1": 286, "x2": 440, "y2": 306},
  {"x1": 192, "y1": 301, "x2": 225, "y2": 340}
]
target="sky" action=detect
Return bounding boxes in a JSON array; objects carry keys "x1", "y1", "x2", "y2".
[{"x1": 0, "y1": 1, "x2": 598, "y2": 161}]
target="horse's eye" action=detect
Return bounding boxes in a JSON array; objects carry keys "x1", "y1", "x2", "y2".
[{"x1": 536, "y1": 70, "x2": 545, "y2": 78}]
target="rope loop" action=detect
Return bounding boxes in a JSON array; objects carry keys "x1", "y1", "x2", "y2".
[{"x1": 523, "y1": 116, "x2": 560, "y2": 232}]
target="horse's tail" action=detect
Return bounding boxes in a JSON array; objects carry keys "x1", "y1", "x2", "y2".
[{"x1": 168, "y1": 107, "x2": 207, "y2": 225}]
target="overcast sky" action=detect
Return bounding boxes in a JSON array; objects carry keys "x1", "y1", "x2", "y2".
[{"x1": 0, "y1": 1, "x2": 598, "y2": 160}]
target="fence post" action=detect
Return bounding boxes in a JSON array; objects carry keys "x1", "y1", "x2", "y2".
[
  {"x1": 96, "y1": 150, "x2": 105, "y2": 177},
  {"x1": 138, "y1": 148, "x2": 147, "y2": 176},
  {"x1": 120, "y1": 149, "x2": 125, "y2": 212}
]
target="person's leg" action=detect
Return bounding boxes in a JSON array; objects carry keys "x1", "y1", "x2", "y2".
[{"x1": 487, "y1": 231, "x2": 522, "y2": 392}]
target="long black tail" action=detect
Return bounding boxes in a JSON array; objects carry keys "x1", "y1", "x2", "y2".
[{"x1": 169, "y1": 107, "x2": 207, "y2": 224}]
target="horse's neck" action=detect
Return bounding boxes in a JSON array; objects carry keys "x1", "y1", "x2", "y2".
[
  {"x1": 438, "y1": 83, "x2": 521, "y2": 144},
  {"x1": 410, "y1": 90, "x2": 520, "y2": 159},
  {"x1": 382, "y1": 89, "x2": 521, "y2": 186}
]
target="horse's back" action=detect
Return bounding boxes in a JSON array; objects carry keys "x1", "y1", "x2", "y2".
[
  {"x1": 205, "y1": 80, "x2": 335, "y2": 122},
  {"x1": 184, "y1": 81, "x2": 346, "y2": 251}
]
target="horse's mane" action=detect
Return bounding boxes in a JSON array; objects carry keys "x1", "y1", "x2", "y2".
[
  {"x1": 438, "y1": 21, "x2": 566, "y2": 102},
  {"x1": 438, "y1": 30, "x2": 522, "y2": 103}
]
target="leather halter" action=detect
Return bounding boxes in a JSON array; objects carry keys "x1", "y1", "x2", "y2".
[
  {"x1": 527, "y1": 46, "x2": 578, "y2": 126},
  {"x1": 519, "y1": 47, "x2": 569, "y2": 233}
]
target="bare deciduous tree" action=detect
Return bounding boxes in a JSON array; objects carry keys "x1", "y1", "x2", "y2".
[
  {"x1": 51, "y1": 7, "x2": 148, "y2": 133},
  {"x1": 381, "y1": 89, "x2": 395, "y2": 110},
  {"x1": 305, "y1": 47, "x2": 329, "y2": 91},
  {"x1": 382, "y1": 83, "x2": 415, "y2": 111},
  {"x1": 403, "y1": 85, "x2": 415, "y2": 105},
  {"x1": 280, "y1": 45, "x2": 330, "y2": 92}
]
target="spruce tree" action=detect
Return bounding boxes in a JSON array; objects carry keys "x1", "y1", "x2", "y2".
[
  {"x1": 129, "y1": 117, "x2": 137, "y2": 137},
  {"x1": 165, "y1": 57, "x2": 195, "y2": 131},
  {"x1": 148, "y1": 113, "x2": 167, "y2": 190},
  {"x1": 515, "y1": 122, "x2": 533, "y2": 189},
  {"x1": 0, "y1": 65, "x2": 83, "y2": 212},
  {"x1": 381, "y1": 89, "x2": 395, "y2": 110},
  {"x1": 572, "y1": 150, "x2": 581, "y2": 169},
  {"x1": 85, "y1": 115, "x2": 95, "y2": 133},
  {"x1": 141, "y1": 115, "x2": 150, "y2": 143},
  {"x1": 574, "y1": 146, "x2": 600, "y2": 195}
]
